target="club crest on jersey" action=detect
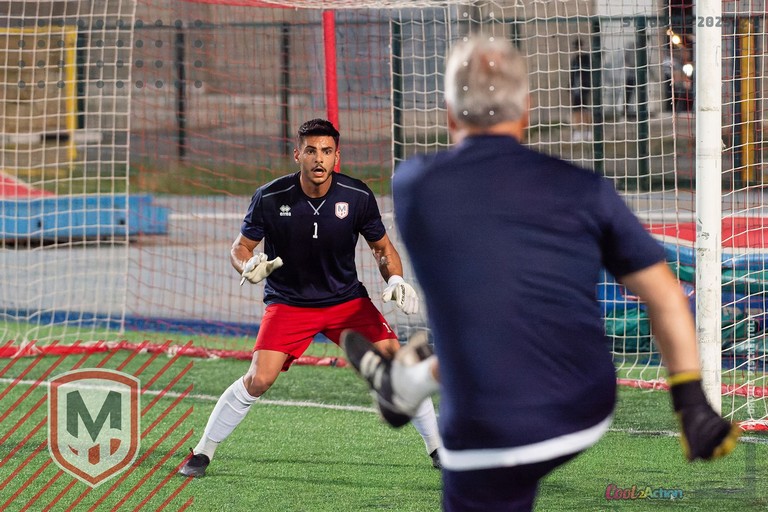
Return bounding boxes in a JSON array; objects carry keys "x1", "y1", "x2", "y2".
[
  {"x1": 279, "y1": 205, "x2": 291, "y2": 217},
  {"x1": 48, "y1": 369, "x2": 140, "y2": 487},
  {"x1": 335, "y1": 202, "x2": 349, "y2": 219}
]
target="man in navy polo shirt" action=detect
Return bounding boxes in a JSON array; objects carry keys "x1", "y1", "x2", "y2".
[
  {"x1": 180, "y1": 119, "x2": 441, "y2": 478},
  {"x1": 342, "y1": 37, "x2": 739, "y2": 511}
]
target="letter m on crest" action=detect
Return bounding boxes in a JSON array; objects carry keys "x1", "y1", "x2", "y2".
[{"x1": 49, "y1": 369, "x2": 140, "y2": 487}]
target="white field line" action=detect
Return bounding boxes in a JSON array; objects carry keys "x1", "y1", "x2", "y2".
[
  {"x1": 6, "y1": 377, "x2": 768, "y2": 444},
  {"x1": 1, "y1": 376, "x2": 376, "y2": 414}
]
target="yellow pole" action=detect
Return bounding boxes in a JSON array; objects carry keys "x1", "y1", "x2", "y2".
[
  {"x1": 738, "y1": 18, "x2": 757, "y2": 183},
  {"x1": 64, "y1": 26, "x2": 77, "y2": 166}
]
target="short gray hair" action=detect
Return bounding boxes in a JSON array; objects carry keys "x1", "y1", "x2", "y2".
[{"x1": 444, "y1": 36, "x2": 529, "y2": 128}]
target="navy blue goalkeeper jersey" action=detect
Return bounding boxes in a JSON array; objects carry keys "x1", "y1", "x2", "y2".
[
  {"x1": 393, "y1": 134, "x2": 665, "y2": 467},
  {"x1": 241, "y1": 171, "x2": 386, "y2": 307}
]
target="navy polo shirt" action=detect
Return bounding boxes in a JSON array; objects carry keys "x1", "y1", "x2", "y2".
[{"x1": 394, "y1": 134, "x2": 665, "y2": 452}]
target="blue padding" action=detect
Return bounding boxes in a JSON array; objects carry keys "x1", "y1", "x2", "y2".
[
  {"x1": 0, "y1": 308, "x2": 257, "y2": 338},
  {"x1": 0, "y1": 194, "x2": 168, "y2": 239},
  {"x1": 662, "y1": 241, "x2": 768, "y2": 271},
  {"x1": 599, "y1": 268, "x2": 696, "y2": 315},
  {"x1": 0, "y1": 307, "x2": 338, "y2": 343}
]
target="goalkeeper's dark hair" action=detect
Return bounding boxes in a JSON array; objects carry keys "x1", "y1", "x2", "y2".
[{"x1": 297, "y1": 118, "x2": 340, "y2": 148}]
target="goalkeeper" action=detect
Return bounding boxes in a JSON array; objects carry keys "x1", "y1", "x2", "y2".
[
  {"x1": 341, "y1": 38, "x2": 740, "y2": 511},
  {"x1": 179, "y1": 118, "x2": 441, "y2": 478}
]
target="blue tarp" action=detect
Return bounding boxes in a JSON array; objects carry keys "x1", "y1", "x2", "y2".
[{"x1": 0, "y1": 194, "x2": 168, "y2": 239}]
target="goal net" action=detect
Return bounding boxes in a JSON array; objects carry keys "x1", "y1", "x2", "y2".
[
  {"x1": 2, "y1": 0, "x2": 766, "y2": 427},
  {"x1": 1, "y1": 0, "x2": 137, "y2": 342}
]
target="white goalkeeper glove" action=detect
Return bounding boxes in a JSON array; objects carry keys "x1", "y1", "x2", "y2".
[
  {"x1": 382, "y1": 275, "x2": 419, "y2": 315},
  {"x1": 239, "y1": 253, "x2": 283, "y2": 286}
]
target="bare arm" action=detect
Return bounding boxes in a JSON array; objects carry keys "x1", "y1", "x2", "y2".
[
  {"x1": 230, "y1": 233, "x2": 261, "y2": 275},
  {"x1": 622, "y1": 261, "x2": 741, "y2": 461},
  {"x1": 619, "y1": 261, "x2": 700, "y2": 375},
  {"x1": 367, "y1": 233, "x2": 404, "y2": 283}
]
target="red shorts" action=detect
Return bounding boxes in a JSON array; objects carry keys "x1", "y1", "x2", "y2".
[{"x1": 254, "y1": 297, "x2": 396, "y2": 371}]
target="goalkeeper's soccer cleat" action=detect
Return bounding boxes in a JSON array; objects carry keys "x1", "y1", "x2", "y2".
[
  {"x1": 178, "y1": 449, "x2": 210, "y2": 478},
  {"x1": 669, "y1": 372, "x2": 741, "y2": 461},
  {"x1": 341, "y1": 330, "x2": 413, "y2": 428}
]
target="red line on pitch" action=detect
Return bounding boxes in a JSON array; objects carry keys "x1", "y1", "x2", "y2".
[
  {"x1": 176, "y1": 497, "x2": 194, "y2": 511},
  {"x1": 114, "y1": 340, "x2": 151, "y2": 371},
  {"x1": 0, "y1": 340, "x2": 68, "y2": 394},
  {"x1": 35, "y1": 343, "x2": 190, "y2": 511},
  {"x1": 132, "y1": 340, "x2": 174, "y2": 378},
  {"x1": 94, "y1": 341, "x2": 124, "y2": 368},
  {"x1": 142, "y1": 361, "x2": 193, "y2": 415},
  {"x1": 42, "y1": 344, "x2": 169, "y2": 509},
  {"x1": 126, "y1": 351, "x2": 195, "y2": 511},
  {"x1": 156, "y1": 481, "x2": 195, "y2": 512},
  {"x1": 141, "y1": 385, "x2": 192, "y2": 438},
  {"x1": 34, "y1": 344, "x2": 134, "y2": 510},
  {"x1": 3, "y1": 457, "x2": 53, "y2": 511},
  {"x1": 20, "y1": 466, "x2": 62, "y2": 512},
  {"x1": 0, "y1": 340, "x2": 39, "y2": 378},
  {"x1": 141, "y1": 342, "x2": 194, "y2": 391},
  {"x1": 152, "y1": 436, "x2": 198, "y2": 509},
  {"x1": 0, "y1": 342, "x2": 75, "y2": 424},
  {"x1": 42, "y1": 478, "x2": 78, "y2": 512},
  {"x1": 0, "y1": 339, "x2": 15, "y2": 357},
  {"x1": 0, "y1": 389, "x2": 44, "y2": 425},
  {"x1": 68, "y1": 343, "x2": 106, "y2": 371},
  {"x1": 0, "y1": 340, "x2": 99, "y2": 506},
  {"x1": 131, "y1": 447, "x2": 195, "y2": 512},
  {"x1": 0, "y1": 416, "x2": 45, "y2": 469},
  {"x1": 0, "y1": 440, "x2": 48, "y2": 510},
  {"x1": 0, "y1": 388, "x2": 45, "y2": 442},
  {"x1": 0, "y1": 342, "x2": 102, "y2": 458},
  {"x1": 81, "y1": 407, "x2": 194, "y2": 512},
  {"x1": 0, "y1": 341, "x2": 57, "y2": 399},
  {"x1": 72, "y1": 396, "x2": 192, "y2": 511},
  {"x1": 111, "y1": 428, "x2": 194, "y2": 512}
]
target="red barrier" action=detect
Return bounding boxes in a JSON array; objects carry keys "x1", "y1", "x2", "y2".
[{"x1": 0, "y1": 341, "x2": 346, "y2": 368}]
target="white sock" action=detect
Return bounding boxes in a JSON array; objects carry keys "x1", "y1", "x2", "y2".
[
  {"x1": 193, "y1": 377, "x2": 259, "y2": 460},
  {"x1": 392, "y1": 355, "x2": 440, "y2": 413},
  {"x1": 410, "y1": 398, "x2": 442, "y2": 455}
]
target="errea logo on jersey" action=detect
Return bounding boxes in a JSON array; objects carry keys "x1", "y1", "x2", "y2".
[
  {"x1": 335, "y1": 202, "x2": 349, "y2": 219},
  {"x1": 279, "y1": 205, "x2": 291, "y2": 216}
]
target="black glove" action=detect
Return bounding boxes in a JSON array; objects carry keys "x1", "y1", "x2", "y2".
[{"x1": 669, "y1": 372, "x2": 741, "y2": 461}]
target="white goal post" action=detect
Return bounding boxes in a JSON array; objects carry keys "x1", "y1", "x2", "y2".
[{"x1": 695, "y1": 0, "x2": 723, "y2": 412}]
